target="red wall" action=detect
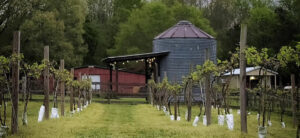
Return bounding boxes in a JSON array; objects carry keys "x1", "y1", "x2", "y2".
[{"x1": 74, "y1": 67, "x2": 145, "y2": 94}]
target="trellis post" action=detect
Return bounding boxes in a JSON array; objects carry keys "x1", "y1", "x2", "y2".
[
  {"x1": 205, "y1": 48, "x2": 211, "y2": 125},
  {"x1": 11, "y1": 31, "x2": 20, "y2": 134},
  {"x1": 44, "y1": 46, "x2": 50, "y2": 120},
  {"x1": 60, "y1": 59, "x2": 65, "y2": 116},
  {"x1": 291, "y1": 74, "x2": 296, "y2": 128},
  {"x1": 240, "y1": 24, "x2": 248, "y2": 133},
  {"x1": 70, "y1": 68, "x2": 74, "y2": 113}
]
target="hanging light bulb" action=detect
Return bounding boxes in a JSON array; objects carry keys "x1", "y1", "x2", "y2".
[{"x1": 122, "y1": 62, "x2": 125, "y2": 65}]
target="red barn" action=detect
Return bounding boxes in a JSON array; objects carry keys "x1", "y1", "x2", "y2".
[{"x1": 74, "y1": 66, "x2": 146, "y2": 95}]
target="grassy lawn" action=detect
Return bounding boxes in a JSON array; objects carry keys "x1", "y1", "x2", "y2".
[{"x1": 6, "y1": 96, "x2": 297, "y2": 138}]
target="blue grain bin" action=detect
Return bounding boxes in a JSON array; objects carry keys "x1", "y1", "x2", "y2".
[{"x1": 153, "y1": 20, "x2": 217, "y2": 83}]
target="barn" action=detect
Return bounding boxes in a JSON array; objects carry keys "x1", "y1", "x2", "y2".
[{"x1": 74, "y1": 66, "x2": 145, "y2": 95}]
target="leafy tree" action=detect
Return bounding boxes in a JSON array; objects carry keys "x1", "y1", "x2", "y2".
[
  {"x1": 191, "y1": 60, "x2": 218, "y2": 125},
  {"x1": 108, "y1": 2, "x2": 215, "y2": 56},
  {"x1": 1, "y1": 0, "x2": 88, "y2": 67},
  {"x1": 83, "y1": 22, "x2": 109, "y2": 65},
  {"x1": 247, "y1": 7, "x2": 278, "y2": 52},
  {"x1": 20, "y1": 11, "x2": 74, "y2": 66},
  {"x1": 83, "y1": 0, "x2": 143, "y2": 65},
  {"x1": 45, "y1": 0, "x2": 88, "y2": 67},
  {"x1": 0, "y1": 0, "x2": 47, "y2": 56},
  {"x1": 108, "y1": 2, "x2": 173, "y2": 56}
]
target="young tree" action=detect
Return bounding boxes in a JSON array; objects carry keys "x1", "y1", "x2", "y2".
[
  {"x1": 182, "y1": 76, "x2": 193, "y2": 121},
  {"x1": 277, "y1": 44, "x2": 300, "y2": 129},
  {"x1": 170, "y1": 83, "x2": 182, "y2": 120},
  {"x1": 22, "y1": 62, "x2": 46, "y2": 125},
  {"x1": 0, "y1": 56, "x2": 10, "y2": 129},
  {"x1": 192, "y1": 60, "x2": 218, "y2": 125},
  {"x1": 245, "y1": 47, "x2": 280, "y2": 127}
]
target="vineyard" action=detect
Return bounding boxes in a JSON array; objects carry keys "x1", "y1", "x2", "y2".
[
  {"x1": 1, "y1": 0, "x2": 300, "y2": 137},
  {"x1": 0, "y1": 31, "x2": 298, "y2": 138}
]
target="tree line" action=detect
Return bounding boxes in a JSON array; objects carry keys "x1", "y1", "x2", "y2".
[{"x1": 0, "y1": 0, "x2": 299, "y2": 80}]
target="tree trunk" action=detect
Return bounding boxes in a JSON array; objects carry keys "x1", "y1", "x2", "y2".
[
  {"x1": 22, "y1": 77, "x2": 26, "y2": 102},
  {"x1": 23, "y1": 78, "x2": 30, "y2": 125}
]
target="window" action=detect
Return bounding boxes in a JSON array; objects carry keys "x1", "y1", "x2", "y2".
[{"x1": 82, "y1": 75, "x2": 101, "y2": 90}]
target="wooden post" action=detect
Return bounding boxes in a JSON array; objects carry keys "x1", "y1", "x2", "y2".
[
  {"x1": 240, "y1": 24, "x2": 248, "y2": 133},
  {"x1": 109, "y1": 64, "x2": 112, "y2": 104},
  {"x1": 44, "y1": 46, "x2": 50, "y2": 120},
  {"x1": 83, "y1": 74, "x2": 87, "y2": 106},
  {"x1": 60, "y1": 59, "x2": 65, "y2": 116},
  {"x1": 78, "y1": 72, "x2": 81, "y2": 109},
  {"x1": 145, "y1": 59, "x2": 149, "y2": 84},
  {"x1": 70, "y1": 68, "x2": 74, "y2": 112},
  {"x1": 109, "y1": 64, "x2": 113, "y2": 91},
  {"x1": 187, "y1": 79, "x2": 192, "y2": 121},
  {"x1": 11, "y1": 31, "x2": 20, "y2": 134},
  {"x1": 291, "y1": 74, "x2": 296, "y2": 128},
  {"x1": 174, "y1": 94, "x2": 178, "y2": 120},
  {"x1": 205, "y1": 48, "x2": 211, "y2": 125},
  {"x1": 115, "y1": 65, "x2": 119, "y2": 93},
  {"x1": 155, "y1": 62, "x2": 159, "y2": 83}
]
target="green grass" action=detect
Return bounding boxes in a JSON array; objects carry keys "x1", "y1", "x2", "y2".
[{"x1": 5, "y1": 96, "x2": 297, "y2": 138}]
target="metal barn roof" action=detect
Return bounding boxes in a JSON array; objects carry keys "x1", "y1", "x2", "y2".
[
  {"x1": 223, "y1": 66, "x2": 278, "y2": 76},
  {"x1": 103, "y1": 51, "x2": 169, "y2": 63},
  {"x1": 154, "y1": 20, "x2": 214, "y2": 39}
]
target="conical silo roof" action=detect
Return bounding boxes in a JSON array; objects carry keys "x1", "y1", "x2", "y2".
[{"x1": 154, "y1": 20, "x2": 214, "y2": 39}]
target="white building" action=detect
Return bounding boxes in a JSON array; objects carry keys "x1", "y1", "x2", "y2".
[{"x1": 223, "y1": 66, "x2": 278, "y2": 89}]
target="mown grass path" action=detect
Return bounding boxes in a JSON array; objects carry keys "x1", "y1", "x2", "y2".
[{"x1": 8, "y1": 99, "x2": 296, "y2": 138}]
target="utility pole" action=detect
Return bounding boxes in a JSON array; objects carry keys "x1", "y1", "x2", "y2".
[{"x1": 240, "y1": 24, "x2": 248, "y2": 133}]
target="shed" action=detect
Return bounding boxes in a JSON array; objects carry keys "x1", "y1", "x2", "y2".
[
  {"x1": 223, "y1": 66, "x2": 278, "y2": 89},
  {"x1": 74, "y1": 66, "x2": 145, "y2": 95}
]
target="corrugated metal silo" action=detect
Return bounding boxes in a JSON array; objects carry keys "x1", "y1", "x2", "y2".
[{"x1": 153, "y1": 20, "x2": 217, "y2": 83}]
